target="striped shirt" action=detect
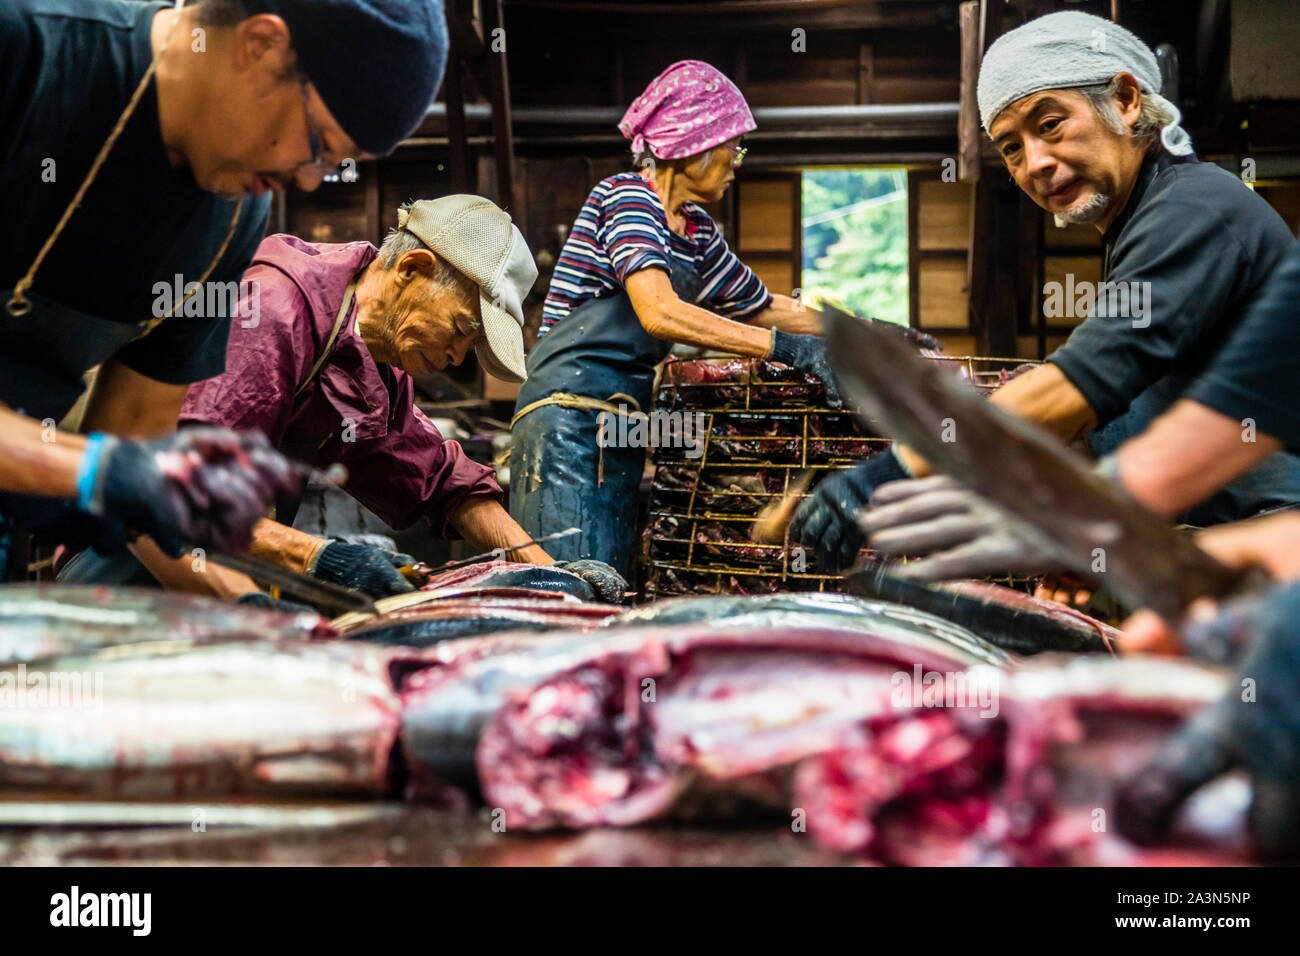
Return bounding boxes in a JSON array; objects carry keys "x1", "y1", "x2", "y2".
[{"x1": 540, "y1": 172, "x2": 771, "y2": 334}]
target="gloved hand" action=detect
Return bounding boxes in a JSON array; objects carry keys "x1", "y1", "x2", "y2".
[
  {"x1": 307, "y1": 542, "x2": 416, "y2": 598},
  {"x1": 789, "y1": 450, "x2": 911, "y2": 572},
  {"x1": 551, "y1": 559, "x2": 628, "y2": 604},
  {"x1": 1116, "y1": 582, "x2": 1300, "y2": 861},
  {"x1": 76, "y1": 428, "x2": 300, "y2": 557},
  {"x1": 768, "y1": 329, "x2": 845, "y2": 408},
  {"x1": 859, "y1": 474, "x2": 1065, "y2": 581},
  {"x1": 235, "y1": 591, "x2": 318, "y2": 615}
]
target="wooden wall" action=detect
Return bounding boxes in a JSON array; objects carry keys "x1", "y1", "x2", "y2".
[
  {"x1": 910, "y1": 172, "x2": 973, "y2": 354},
  {"x1": 733, "y1": 175, "x2": 802, "y2": 298}
]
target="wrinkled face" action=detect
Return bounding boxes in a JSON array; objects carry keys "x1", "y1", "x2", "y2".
[
  {"x1": 678, "y1": 137, "x2": 743, "y2": 203},
  {"x1": 386, "y1": 275, "x2": 483, "y2": 378},
  {"x1": 180, "y1": 15, "x2": 366, "y2": 198},
  {"x1": 990, "y1": 89, "x2": 1137, "y2": 224}
]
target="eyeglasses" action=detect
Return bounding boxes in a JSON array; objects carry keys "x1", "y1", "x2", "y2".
[
  {"x1": 298, "y1": 79, "x2": 358, "y2": 181},
  {"x1": 300, "y1": 78, "x2": 326, "y2": 168},
  {"x1": 726, "y1": 144, "x2": 748, "y2": 169}
]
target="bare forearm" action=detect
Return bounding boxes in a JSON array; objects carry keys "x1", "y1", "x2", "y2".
[
  {"x1": 1115, "y1": 400, "x2": 1282, "y2": 517},
  {"x1": 747, "y1": 296, "x2": 824, "y2": 335},
  {"x1": 249, "y1": 518, "x2": 327, "y2": 572},
  {"x1": 988, "y1": 363, "x2": 1098, "y2": 443},
  {"x1": 0, "y1": 405, "x2": 86, "y2": 497},
  {"x1": 894, "y1": 362, "x2": 1098, "y2": 479},
  {"x1": 450, "y1": 495, "x2": 554, "y2": 565},
  {"x1": 129, "y1": 537, "x2": 260, "y2": 598},
  {"x1": 626, "y1": 269, "x2": 773, "y2": 357},
  {"x1": 646, "y1": 297, "x2": 773, "y2": 355}
]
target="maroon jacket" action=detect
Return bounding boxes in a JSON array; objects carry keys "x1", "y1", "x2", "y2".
[{"x1": 181, "y1": 235, "x2": 501, "y2": 533}]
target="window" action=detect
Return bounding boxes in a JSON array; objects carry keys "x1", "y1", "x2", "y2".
[{"x1": 801, "y1": 168, "x2": 909, "y2": 326}]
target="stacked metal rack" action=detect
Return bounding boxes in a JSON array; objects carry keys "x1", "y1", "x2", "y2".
[{"x1": 640, "y1": 353, "x2": 1039, "y2": 600}]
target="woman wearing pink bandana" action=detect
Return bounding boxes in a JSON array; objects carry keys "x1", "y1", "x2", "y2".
[{"x1": 510, "y1": 60, "x2": 832, "y2": 577}]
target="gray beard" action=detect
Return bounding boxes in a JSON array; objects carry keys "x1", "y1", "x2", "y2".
[{"x1": 1053, "y1": 192, "x2": 1112, "y2": 228}]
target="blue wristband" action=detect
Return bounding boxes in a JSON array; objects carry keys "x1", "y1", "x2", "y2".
[{"x1": 76, "y1": 433, "x2": 110, "y2": 513}]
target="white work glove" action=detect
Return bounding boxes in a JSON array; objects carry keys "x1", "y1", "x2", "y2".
[{"x1": 858, "y1": 474, "x2": 1066, "y2": 581}]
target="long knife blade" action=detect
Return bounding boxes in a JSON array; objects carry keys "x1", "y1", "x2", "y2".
[
  {"x1": 210, "y1": 553, "x2": 377, "y2": 615},
  {"x1": 414, "y1": 527, "x2": 583, "y2": 577},
  {"x1": 822, "y1": 305, "x2": 1264, "y2": 618}
]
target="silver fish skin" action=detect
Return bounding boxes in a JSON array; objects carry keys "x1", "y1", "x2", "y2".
[
  {"x1": 606, "y1": 592, "x2": 1012, "y2": 668},
  {"x1": 0, "y1": 585, "x2": 334, "y2": 665},
  {"x1": 0, "y1": 639, "x2": 402, "y2": 799}
]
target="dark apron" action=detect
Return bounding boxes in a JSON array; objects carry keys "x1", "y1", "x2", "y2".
[
  {"x1": 509, "y1": 260, "x2": 703, "y2": 576},
  {"x1": 0, "y1": 295, "x2": 151, "y2": 578},
  {"x1": 0, "y1": 14, "x2": 232, "y2": 579},
  {"x1": 0, "y1": 295, "x2": 146, "y2": 423}
]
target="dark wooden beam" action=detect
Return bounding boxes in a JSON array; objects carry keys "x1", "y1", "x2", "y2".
[
  {"x1": 484, "y1": 0, "x2": 517, "y2": 213},
  {"x1": 443, "y1": 49, "x2": 472, "y2": 193},
  {"x1": 908, "y1": 170, "x2": 921, "y2": 329},
  {"x1": 856, "y1": 43, "x2": 875, "y2": 105},
  {"x1": 958, "y1": 1, "x2": 981, "y2": 182}
]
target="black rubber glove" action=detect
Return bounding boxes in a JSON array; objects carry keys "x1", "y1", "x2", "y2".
[
  {"x1": 551, "y1": 559, "x2": 628, "y2": 604},
  {"x1": 76, "y1": 428, "x2": 300, "y2": 557},
  {"x1": 768, "y1": 329, "x2": 844, "y2": 408},
  {"x1": 307, "y1": 542, "x2": 416, "y2": 598},
  {"x1": 789, "y1": 450, "x2": 911, "y2": 572},
  {"x1": 1115, "y1": 583, "x2": 1300, "y2": 862},
  {"x1": 235, "y1": 591, "x2": 318, "y2": 615}
]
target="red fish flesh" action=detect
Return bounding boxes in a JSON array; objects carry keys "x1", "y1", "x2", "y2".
[
  {"x1": 474, "y1": 597, "x2": 1008, "y2": 830},
  {"x1": 795, "y1": 655, "x2": 1248, "y2": 865}
]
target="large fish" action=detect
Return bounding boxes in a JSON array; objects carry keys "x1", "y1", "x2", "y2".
[
  {"x1": 0, "y1": 639, "x2": 405, "y2": 798},
  {"x1": 846, "y1": 566, "x2": 1116, "y2": 655},
  {"x1": 606, "y1": 592, "x2": 1009, "y2": 665},
  {"x1": 417, "y1": 560, "x2": 596, "y2": 601},
  {"x1": 472, "y1": 598, "x2": 1008, "y2": 830},
  {"x1": 795, "y1": 655, "x2": 1248, "y2": 865},
  {"x1": 0, "y1": 585, "x2": 334, "y2": 665},
  {"x1": 337, "y1": 597, "x2": 621, "y2": 647}
]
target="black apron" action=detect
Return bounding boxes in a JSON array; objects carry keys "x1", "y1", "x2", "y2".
[
  {"x1": 516, "y1": 257, "x2": 704, "y2": 412},
  {"x1": 509, "y1": 258, "x2": 704, "y2": 575},
  {"x1": 0, "y1": 9, "x2": 235, "y2": 577}
]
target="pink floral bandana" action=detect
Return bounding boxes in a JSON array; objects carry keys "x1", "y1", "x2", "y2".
[{"x1": 618, "y1": 60, "x2": 756, "y2": 161}]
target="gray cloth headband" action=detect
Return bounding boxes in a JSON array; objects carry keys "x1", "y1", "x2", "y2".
[{"x1": 977, "y1": 10, "x2": 1192, "y2": 156}]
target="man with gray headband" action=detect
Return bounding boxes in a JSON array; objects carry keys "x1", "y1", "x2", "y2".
[
  {"x1": 792, "y1": 10, "x2": 1300, "y2": 571},
  {"x1": 62, "y1": 197, "x2": 626, "y2": 603}
]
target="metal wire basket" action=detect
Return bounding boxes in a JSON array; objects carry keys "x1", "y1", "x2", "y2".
[{"x1": 641, "y1": 354, "x2": 1042, "y2": 601}]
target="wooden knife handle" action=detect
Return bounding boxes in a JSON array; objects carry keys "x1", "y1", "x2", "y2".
[{"x1": 751, "y1": 470, "x2": 814, "y2": 544}]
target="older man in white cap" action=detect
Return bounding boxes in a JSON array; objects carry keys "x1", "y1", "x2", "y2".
[
  {"x1": 62, "y1": 197, "x2": 626, "y2": 602},
  {"x1": 791, "y1": 9, "x2": 1300, "y2": 572}
]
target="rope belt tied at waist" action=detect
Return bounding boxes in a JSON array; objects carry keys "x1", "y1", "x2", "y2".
[
  {"x1": 506, "y1": 392, "x2": 644, "y2": 486},
  {"x1": 509, "y1": 391, "x2": 642, "y2": 429}
]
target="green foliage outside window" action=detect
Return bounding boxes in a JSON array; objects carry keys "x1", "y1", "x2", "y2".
[{"x1": 802, "y1": 168, "x2": 909, "y2": 326}]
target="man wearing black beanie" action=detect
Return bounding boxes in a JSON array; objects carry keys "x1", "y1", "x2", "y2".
[{"x1": 0, "y1": 0, "x2": 448, "y2": 576}]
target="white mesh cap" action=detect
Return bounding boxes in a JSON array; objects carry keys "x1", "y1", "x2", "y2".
[{"x1": 399, "y1": 196, "x2": 538, "y2": 382}]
